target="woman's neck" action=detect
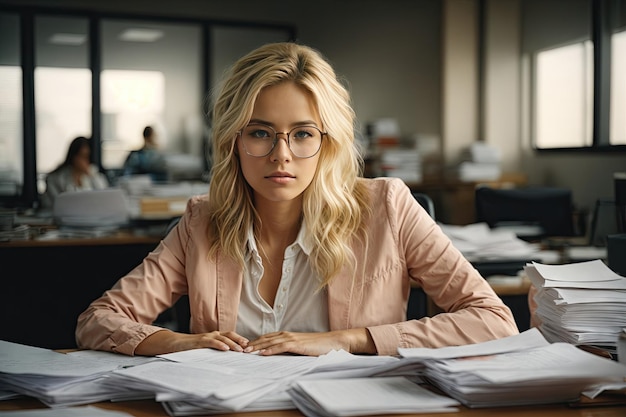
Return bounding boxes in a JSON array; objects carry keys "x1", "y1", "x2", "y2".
[{"x1": 255, "y1": 198, "x2": 303, "y2": 249}]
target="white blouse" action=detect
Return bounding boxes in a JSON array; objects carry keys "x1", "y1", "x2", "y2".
[{"x1": 236, "y1": 224, "x2": 329, "y2": 340}]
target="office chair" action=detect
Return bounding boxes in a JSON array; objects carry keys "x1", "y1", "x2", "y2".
[
  {"x1": 151, "y1": 215, "x2": 190, "y2": 332},
  {"x1": 407, "y1": 192, "x2": 435, "y2": 320},
  {"x1": 412, "y1": 192, "x2": 435, "y2": 219},
  {"x1": 475, "y1": 186, "x2": 575, "y2": 239},
  {"x1": 164, "y1": 216, "x2": 181, "y2": 236},
  {"x1": 589, "y1": 199, "x2": 619, "y2": 247}
]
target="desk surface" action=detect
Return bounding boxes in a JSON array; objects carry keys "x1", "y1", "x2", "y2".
[{"x1": 1, "y1": 397, "x2": 624, "y2": 416}]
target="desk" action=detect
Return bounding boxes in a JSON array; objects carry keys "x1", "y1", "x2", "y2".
[
  {"x1": 0, "y1": 231, "x2": 162, "y2": 350},
  {"x1": 0, "y1": 231, "x2": 162, "y2": 247},
  {"x1": 1, "y1": 396, "x2": 624, "y2": 416}
]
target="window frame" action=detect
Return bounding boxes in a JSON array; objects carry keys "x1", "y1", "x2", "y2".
[{"x1": 532, "y1": 0, "x2": 626, "y2": 153}]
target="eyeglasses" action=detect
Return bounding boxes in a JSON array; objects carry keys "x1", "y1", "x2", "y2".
[{"x1": 238, "y1": 123, "x2": 325, "y2": 158}]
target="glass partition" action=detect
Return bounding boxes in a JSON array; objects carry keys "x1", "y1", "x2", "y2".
[
  {"x1": 610, "y1": 0, "x2": 626, "y2": 145},
  {"x1": 101, "y1": 19, "x2": 203, "y2": 181},
  {"x1": 0, "y1": 12, "x2": 23, "y2": 197},
  {"x1": 0, "y1": 5, "x2": 296, "y2": 208},
  {"x1": 34, "y1": 15, "x2": 91, "y2": 194}
]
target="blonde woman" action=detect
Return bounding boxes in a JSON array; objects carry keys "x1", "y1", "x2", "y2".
[{"x1": 76, "y1": 42, "x2": 518, "y2": 357}]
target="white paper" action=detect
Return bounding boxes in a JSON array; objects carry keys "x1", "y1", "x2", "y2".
[
  {"x1": 398, "y1": 327, "x2": 549, "y2": 359},
  {"x1": 0, "y1": 341, "x2": 118, "y2": 377},
  {"x1": 290, "y1": 377, "x2": 459, "y2": 416},
  {"x1": 0, "y1": 406, "x2": 133, "y2": 416},
  {"x1": 533, "y1": 259, "x2": 622, "y2": 282}
]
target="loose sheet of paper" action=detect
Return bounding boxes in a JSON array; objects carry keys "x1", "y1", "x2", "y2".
[{"x1": 398, "y1": 327, "x2": 549, "y2": 359}]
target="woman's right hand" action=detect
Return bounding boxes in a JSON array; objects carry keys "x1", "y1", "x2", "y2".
[{"x1": 134, "y1": 329, "x2": 249, "y2": 356}]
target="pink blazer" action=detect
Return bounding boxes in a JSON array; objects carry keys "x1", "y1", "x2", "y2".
[{"x1": 76, "y1": 177, "x2": 518, "y2": 356}]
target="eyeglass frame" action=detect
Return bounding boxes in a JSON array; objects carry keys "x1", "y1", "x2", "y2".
[{"x1": 237, "y1": 123, "x2": 327, "y2": 158}]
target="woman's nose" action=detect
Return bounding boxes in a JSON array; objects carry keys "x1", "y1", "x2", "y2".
[{"x1": 270, "y1": 134, "x2": 292, "y2": 161}]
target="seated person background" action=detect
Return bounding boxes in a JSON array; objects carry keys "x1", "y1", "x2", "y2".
[
  {"x1": 122, "y1": 126, "x2": 168, "y2": 182},
  {"x1": 40, "y1": 136, "x2": 109, "y2": 209}
]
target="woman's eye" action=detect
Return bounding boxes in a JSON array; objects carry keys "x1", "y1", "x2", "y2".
[
  {"x1": 293, "y1": 129, "x2": 313, "y2": 139},
  {"x1": 251, "y1": 129, "x2": 272, "y2": 139}
]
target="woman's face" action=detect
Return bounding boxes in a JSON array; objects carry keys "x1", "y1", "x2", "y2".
[
  {"x1": 236, "y1": 81, "x2": 322, "y2": 207},
  {"x1": 72, "y1": 145, "x2": 91, "y2": 174}
]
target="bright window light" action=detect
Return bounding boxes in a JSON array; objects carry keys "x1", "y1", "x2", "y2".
[
  {"x1": 34, "y1": 67, "x2": 92, "y2": 175},
  {"x1": 611, "y1": 31, "x2": 626, "y2": 145},
  {"x1": 0, "y1": 65, "x2": 23, "y2": 186},
  {"x1": 535, "y1": 41, "x2": 593, "y2": 148},
  {"x1": 101, "y1": 69, "x2": 164, "y2": 113}
]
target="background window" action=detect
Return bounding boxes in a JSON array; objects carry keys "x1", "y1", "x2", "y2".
[
  {"x1": 534, "y1": 41, "x2": 593, "y2": 148},
  {"x1": 101, "y1": 69, "x2": 165, "y2": 167},
  {"x1": 0, "y1": 12, "x2": 23, "y2": 197},
  {"x1": 610, "y1": 1, "x2": 626, "y2": 145},
  {"x1": 101, "y1": 19, "x2": 204, "y2": 180},
  {"x1": 34, "y1": 15, "x2": 91, "y2": 194}
]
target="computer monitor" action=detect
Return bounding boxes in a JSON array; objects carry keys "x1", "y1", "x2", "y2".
[{"x1": 52, "y1": 188, "x2": 129, "y2": 228}]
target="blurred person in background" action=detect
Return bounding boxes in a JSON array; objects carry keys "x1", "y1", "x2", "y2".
[
  {"x1": 122, "y1": 125, "x2": 168, "y2": 182},
  {"x1": 40, "y1": 136, "x2": 109, "y2": 209}
]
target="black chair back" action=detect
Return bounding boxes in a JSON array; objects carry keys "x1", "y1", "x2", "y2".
[
  {"x1": 475, "y1": 186, "x2": 575, "y2": 237},
  {"x1": 412, "y1": 192, "x2": 435, "y2": 219}
]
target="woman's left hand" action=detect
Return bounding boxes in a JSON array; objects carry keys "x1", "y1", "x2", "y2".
[{"x1": 244, "y1": 328, "x2": 376, "y2": 356}]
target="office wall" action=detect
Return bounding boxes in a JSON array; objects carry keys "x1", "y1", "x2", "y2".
[
  {"x1": 441, "y1": 0, "x2": 479, "y2": 167},
  {"x1": 483, "y1": 0, "x2": 522, "y2": 172}
]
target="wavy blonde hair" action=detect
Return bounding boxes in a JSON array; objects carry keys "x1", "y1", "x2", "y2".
[{"x1": 206, "y1": 42, "x2": 370, "y2": 286}]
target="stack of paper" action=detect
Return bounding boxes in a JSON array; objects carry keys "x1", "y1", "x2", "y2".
[
  {"x1": 397, "y1": 328, "x2": 626, "y2": 408},
  {"x1": 288, "y1": 377, "x2": 459, "y2": 417},
  {"x1": 421, "y1": 342, "x2": 626, "y2": 408},
  {"x1": 525, "y1": 259, "x2": 626, "y2": 353},
  {"x1": 379, "y1": 148, "x2": 422, "y2": 183},
  {"x1": 7, "y1": 329, "x2": 625, "y2": 414},
  {"x1": 458, "y1": 161, "x2": 501, "y2": 182},
  {"x1": 457, "y1": 142, "x2": 501, "y2": 182},
  {"x1": 0, "y1": 340, "x2": 158, "y2": 407},
  {"x1": 103, "y1": 347, "x2": 402, "y2": 415},
  {"x1": 439, "y1": 222, "x2": 539, "y2": 261},
  {"x1": 0, "y1": 406, "x2": 136, "y2": 416}
]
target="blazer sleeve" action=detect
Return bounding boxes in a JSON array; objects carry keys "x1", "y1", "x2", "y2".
[
  {"x1": 75, "y1": 198, "x2": 196, "y2": 355},
  {"x1": 366, "y1": 179, "x2": 519, "y2": 354}
]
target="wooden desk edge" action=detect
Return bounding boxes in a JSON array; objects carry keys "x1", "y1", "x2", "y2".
[
  {"x1": 0, "y1": 232, "x2": 162, "y2": 247},
  {"x1": 1, "y1": 396, "x2": 624, "y2": 417}
]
